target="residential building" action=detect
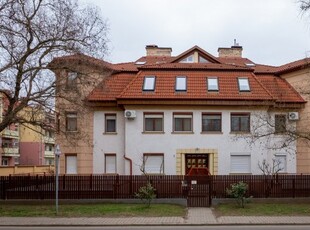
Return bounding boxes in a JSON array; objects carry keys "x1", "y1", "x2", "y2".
[
  {"x1": 50, "y1": 44, "x2": 309, "y2": 175},
  {"x1": 19, "y1": 110, "x2": 55, "y2": 166}
]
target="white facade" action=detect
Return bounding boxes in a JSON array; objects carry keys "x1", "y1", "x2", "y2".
[{"x1": 93, "y1": 107, "x2": 297, "y2": 175}]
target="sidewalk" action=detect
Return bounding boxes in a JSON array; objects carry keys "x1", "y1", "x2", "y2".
[{"x1": 0, "y1": 208, "x2": 310, "y2": 226}]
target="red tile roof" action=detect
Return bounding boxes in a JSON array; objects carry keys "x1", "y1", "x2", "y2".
[
  {"x1": 118, "y1": 71, "x2": 274, "y2": 101},
  {"x1": 276, "y1": 58, "x2": 310, "y2": 75},
  {"x1": 88, "y1": 73, "x2": 136, "y2": 101}
]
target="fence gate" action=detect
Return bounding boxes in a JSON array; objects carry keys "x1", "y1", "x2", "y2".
[{"x1": 185, "y1": 176, "x2": 212, "y2": 207}]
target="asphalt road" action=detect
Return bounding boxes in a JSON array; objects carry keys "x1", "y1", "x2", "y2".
[{"x1": 1, "y1": 226, "x2": 310, "y2": 230}]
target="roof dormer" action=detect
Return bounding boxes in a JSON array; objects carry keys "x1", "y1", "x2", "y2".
[{"x1": 173, "y1": 46, "x2": 220, "y2": 64}]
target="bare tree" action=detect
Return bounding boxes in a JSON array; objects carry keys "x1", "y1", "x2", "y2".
[{"x1": 0, "y1": 0, "x2": 108, "y2": 133}]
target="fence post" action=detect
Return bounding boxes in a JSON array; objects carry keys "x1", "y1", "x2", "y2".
[{"x1": 292, "y1": 178, "x2": 295, "y2": 198}]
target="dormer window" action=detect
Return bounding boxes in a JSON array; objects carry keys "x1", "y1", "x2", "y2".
[
  {"x1": 67, "y1": 72, "x2": 78, "y2": 89},
  {"x1": 180, "y1": 55, "x2": 194, "y2": 63},
  {"x1": 143, "y1": 76, "x2": 156, "y2": 91},
  {"x1": 175, "y1": 76, "x2": 187, "y2": 91},
  {"x1": 238, "y1": 77, "x2": 250, "y2": 92},
  {"x1": 199, "y1": 56, "x2": 209, "y2": 63},
  {"x1": 207, "y1": 77, "x2": 219, "y2": 91}
]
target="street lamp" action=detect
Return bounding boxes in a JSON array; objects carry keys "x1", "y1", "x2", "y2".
[{"x1": 54, "y1": 144, "x2": 61, "y2": 215}]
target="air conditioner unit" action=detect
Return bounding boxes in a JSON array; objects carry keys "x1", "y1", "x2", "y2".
[
  {"x1": 288, "y1": 112, "x2": 299, "y2": 121},
  {"x1": 124, "y1": 110, "x2": 136, "y2": 119}
]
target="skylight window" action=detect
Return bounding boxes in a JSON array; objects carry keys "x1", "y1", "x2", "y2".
[
  {"x1": 180, "y1": 55, "x2": 194, "y2": 63},
  {"x1": 238, "y1": 78, "x2": 250, "y2": 92},
  {"x1": 136, "y1": 61, "x2": 146, "y2": 65},
  {"x1": 245, "y1": 63, "x2": 255, "y2": 67},
  {"x1": 175, "y1": 76, "x2": 187, "y2": 91},
  {"x1": 143, "y1": 76, "x2": 156, "y2": 91},
  {"x1": 207, "y1": 77, "x2": 219, "y2": 91}
]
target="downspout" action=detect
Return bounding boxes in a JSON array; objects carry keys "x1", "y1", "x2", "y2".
[{"x1": 123, "y1": 109, "x2": 132, "y2": 175}]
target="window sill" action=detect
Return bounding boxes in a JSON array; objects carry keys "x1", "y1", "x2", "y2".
[
  {"x1": 171, "y1": 131, "x2": 194, "y2": 134},
  {"x1": 229, "y1": 173, "x2": 252, "y2": 175},
  {"x1": 230, "y1": 131, "x2": 251, "y2": 135},
  {"x1": 142, "y1": 131, "x2": 165, "y2": 134},
  {"x1": 103, "y1": 132, "x2": 118, "y2": 135},
  {"x1": 201, "y1": 131, "x2": 223, "y2": 134}
]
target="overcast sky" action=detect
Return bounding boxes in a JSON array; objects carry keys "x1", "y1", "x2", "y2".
[{"x1": 82, "y1": 0, "x2": 310, "y2": 66}]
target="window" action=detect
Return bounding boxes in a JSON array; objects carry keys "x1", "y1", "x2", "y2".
[
  {"x1": 275, "y1": 154, "x2": 287, "y2": 173},
  {"x1": 143, "y1": 154, "x2": 164, "y2": 174},
  {"x1": 45, "y1": 159, "x2": 54, "y2": 165},
  {"x1": 175, "y1": 76, "x2": 187, "y2": 91},
  {"x1": 66, "y1": 155, "x2": 77, "y2": 174},
  {"x1": 105, "y1": 114, "x2": 116, "y2": 133},
  {"x1": 207, "y1": 77, "x2": 219, "y2": 91},
  {"x1": 231, "y1": 113, "x2": 250, "y2": 132},
  {"x1": 143, "y1": 76, "x2": 156, "y2": 91},
  {"x1": 2, "y1": 158, "x2": 8, "y2": 166},
  {"x1": 275, "y1": 115, "x2": 286, "y2": 133},
  {"x1": 66, "y1": 72, "x2": 78, "y2": 88},
  {"x1": 144, "y1": 113, "x2": 164, "y2": 132},
  {"x1": 238, "y1": 78, "x2": 250, "y2": 91},
  {"x1": 202, "y1": 113, "x2": 221, "y2": 132},
  {"x1": 173, "y1": 113, "x2": 193, "y2": 132},
  {"x1": 180, "y1": 55, "x2": 194, "y2": 63},
  {"x1": 199, "y1": 56, "x2": 209, "y2": 63},
  {"x1": 105, "y1": 154, "x2": 117, "y2": 174},
  {"x1": 230, "y1": 153, "x2": 251, "y2": 174},
  {"x1": 66, "y1": 112, "x2": 77, "y2": 132}
]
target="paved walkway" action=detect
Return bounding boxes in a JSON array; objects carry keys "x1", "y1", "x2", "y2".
[{"x1": 0, "y1": 208, "x2": 310, "y2": 226}]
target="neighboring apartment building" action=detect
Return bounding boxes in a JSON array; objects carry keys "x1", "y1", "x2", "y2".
[
  {"x1": 19, "y1": 110, "x2": 55, "y2": 166},
  {"x1": 50, "y1": 44, "x2": 309, "y2": 175},
  {"x1": 0, "y1": 93, "x2": 55, "y2": 166},
  {"x1": 0, "y1": 93, "x2": 20, "y2": 166}
]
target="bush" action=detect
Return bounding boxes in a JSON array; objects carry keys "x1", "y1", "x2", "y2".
[
  {"x1": 226, "y1": 181, "x2": 251, "y2": 208},
  {"x1": 135, "y1": 182, "x2": 156, "y2": 208}
]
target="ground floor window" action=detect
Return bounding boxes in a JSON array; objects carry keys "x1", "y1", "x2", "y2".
[
  {"x1": 66, "y1": 155, "x2": 77, "y2": 174},
  {"x1": 275, "y1": 154, "x2": 287, "y2": 173},
  {"x1": 45, "y1": 158, "x2": 54, "y2": 165},
  {"x1": 230, "y1": 153, "x2": 251, "y2": 174},
  {"x1": 105, "y1": 154, "x2": 117, "y2": 174},
  {"x1": 1, "y1": 158, "x2": 8, "y2": 166},
  {"x1": 143, "y1": 153, "x2": 164, "y2": 174}
]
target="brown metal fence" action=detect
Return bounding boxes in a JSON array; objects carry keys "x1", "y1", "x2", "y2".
[{"x1": 1, "y1": 174, "x2": 310, "y2": 201}]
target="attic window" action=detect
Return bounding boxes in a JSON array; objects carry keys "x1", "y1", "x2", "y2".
[
  {"x1": 199, "y1": 56, "x2": 209, "y2": 63},
  {"x1": 245, "y1": 63, "x2": 255, "y2": 67},
  {"x1": 238, "y1": 78, "x2": 250, "y2": 92},
  {"x1": 175, "y1": 76, "x2": 187, "y2": 91},
  {"x1": 143, "y1": 76, "x2": 156, "y2": 91},
  {"x1": 180, "y1": 55, "x2": 194, "y2": 63},
  {"x1": 207, "y1": 77, "x2": 219, "y2": 91},
  {"x1": 136, "y1": 61, "x2": 146, "y2": 65}
]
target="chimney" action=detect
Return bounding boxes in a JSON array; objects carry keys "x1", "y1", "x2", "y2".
[
  {"x1": 218, "y1": 40, "x2": 243, "y2": 58},
  {"x1": 146, "y1": 45, "x2": 172, "y2": 57}
]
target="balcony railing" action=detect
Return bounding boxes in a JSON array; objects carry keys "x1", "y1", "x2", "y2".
[
  {"x1": 43, "y1": 136, "x2": 55, "y2": 144},
  {"x1": 44, "y1": 150, "x2": 54, "y2": 157},
  {"x1": 1, "y1": 129, "x2": 19, "y2": 138},
  {"x1": 2, "y1": 147, "x2": 19, "y2": 156}
]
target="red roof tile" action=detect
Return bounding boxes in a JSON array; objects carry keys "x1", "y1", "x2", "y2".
[
  {"x1": 118, "y1": 70, "x2": 274, "y2": 101},
  {"x1": 88, "y1": 73, "x2": 136, "y2": 101},
  {"x1": 277, "y1": 58, "x2": 310, "y2": 74}
]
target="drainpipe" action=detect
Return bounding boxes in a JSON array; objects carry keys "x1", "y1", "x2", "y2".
[{"x1": 123, "y1": 109, "x2": 132, "y2": 175}]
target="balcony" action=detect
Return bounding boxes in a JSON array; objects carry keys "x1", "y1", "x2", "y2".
[
  {"x1": 44, "y1": 150, "x2": 55, "y2": 158},
  {"x1": 1, "y1": 129, "x2": 19, "y2": 138},
  {"x1": 2, "y1": 147, "x2": 19, "y2": 157},
  {"x1": 43, "y1": 136, "x2": 55, "y2": 144}
]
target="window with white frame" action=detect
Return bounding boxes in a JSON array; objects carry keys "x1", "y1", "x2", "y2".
[
  {"x1": 275, "y1": 154, "x2": 287, "y2": 173},
  {"x1": 180, "y1": 55, "x2": 194, "y2": 63},
  {"x1": 230, "y1": 153, "x2": 251, "y2": 174},
  {"x1": 105, "y1": 154, "x2": 117, "y2": 174},
  {"x1": 173, "y1": 113, "x2": 193, "y2": 132},
  {"x1": 66, "y1": 155, "x2": 77, "y2": 174},
  {"x1": 238, "y1": 77, "x2": 250, "y2": 92},
  {"x1": 143, "y1": 76, "x2": 156, "y2": 91},
  {"x1": 207, "y1": 77, "x2": 219, "y2": 91},
  {"x1": 105, "y1": 114, "x2": 116, "y2": 133},
  {"x1": 175, "y1": 76, "x2": 187, "y2": 91},
  {"x1": 144, "y1": 113, "x2": 164, "y2": 132},
  {"x1": 66, "y1": 112, "x2": 77, "y2": 132},
  {"x1": 143, "y1": 154, "x2": 164, "y2": 174}
]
